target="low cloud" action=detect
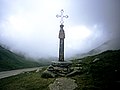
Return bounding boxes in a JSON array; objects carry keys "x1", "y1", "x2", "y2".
[{"x1": 0, "y1": 0, "x2": 120, "y2": 59}]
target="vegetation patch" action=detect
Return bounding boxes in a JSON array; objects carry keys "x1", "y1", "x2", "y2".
[
  {"x1": 0, "y1": 68, "x2": 55, "y2": 90},
  {"x1": 0, "y1": 45, "x2": 51, "y2": 72},
  {"x1": 0, "y1": 50, "x2": 120, "y2": 90},
  {"x1": 71, "y1": 50, "x2": 120, "y2": 90}
]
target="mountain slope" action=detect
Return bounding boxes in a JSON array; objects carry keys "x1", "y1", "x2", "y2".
[
  {"x1": 0, "y1": 45, "x2": 41, "y2": 71},
  {"x1": 73, "y1": 38, "x2": 120, "y2": 59},
  {"x1": 87, "y1": 38, "x2": 120, "y2": 55},
  {"x1": 72, "y1": 49, "x2": 120, "y2": 90},
  {"x1": 0, "y1": 50, "x2": 120, "y2": 90}
]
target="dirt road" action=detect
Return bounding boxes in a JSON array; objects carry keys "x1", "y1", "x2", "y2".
[{"x1": 0, "y1": 67, "x2": 42, "y2": 79}]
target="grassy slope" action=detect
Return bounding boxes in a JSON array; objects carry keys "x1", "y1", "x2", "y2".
[
  {"x1": 0, "y1": 50, "x2": 120, "y2": 90},
  {"x1": 72, "y1": 49, "x2": 120, "y2": 90},
  {"x1": 0, "y1": 45, "x2": 41, "y2": 71},
  {"x1": 0, "y1": 68, "x2": 55, "y2": 90}
]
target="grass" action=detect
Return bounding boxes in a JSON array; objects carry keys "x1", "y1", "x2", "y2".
[
  {"x1": 0, "y1": 50, "x2": 120, "y2": 90},
  {"x1": 0, "y1": 45, "x2": 42, "y2": 71},
  {"x1": 71, "y1": 50, "x2": 120, "y2": 90},
  {"x1": 0, "y1": 68, "x2": 55, "y2": 90}
]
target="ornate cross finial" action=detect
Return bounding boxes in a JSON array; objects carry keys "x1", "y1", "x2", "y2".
[{"x1": 56, "y1": 9, "x2": 68, "y2": 25}]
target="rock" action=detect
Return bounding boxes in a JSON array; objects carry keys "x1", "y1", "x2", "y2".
[
  {"x1": 41, "y1": 70, "x2": 56, "y2": 78},
  {"x1": 92, "y1": 58, "x2": 100, "y2": 63},
  {"x1": 66, "y1": 70, "x2": 78, "y2": 77},
  {"x1": 36, "y1": 68, "x2": 40, "y2": 72},
  {"x1": 49, "y1": 77, "x2": 77, "y2": 90}
]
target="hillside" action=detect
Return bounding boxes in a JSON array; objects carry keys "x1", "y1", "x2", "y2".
[
  {"x1": 0, "y1": 45, "x2": 41, "y2": 71},
  {"x1": 73, "y1": 38, "x2": 120, "y2": 59},
  {"x1": 72, "y1": 49, "x2": 120, "y2": 90},
  {"x1": 87, "y1": 38, "x2": 120, "y2": 55},
  {"x1": 0, "y1": 50, "x2": 120, "y2": 90}
]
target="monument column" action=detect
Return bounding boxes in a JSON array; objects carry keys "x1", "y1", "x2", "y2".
[
  {"x1": 59, "y1": 24, "x2": 65, "y2": 61},
  {"x1": 56, "y1": 9, "x2": 68, "y2": 62}
]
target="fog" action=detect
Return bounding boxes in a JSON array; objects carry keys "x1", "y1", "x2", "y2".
[{"x1": 0, "y1": 0, "x2": 120, "y2": 59}]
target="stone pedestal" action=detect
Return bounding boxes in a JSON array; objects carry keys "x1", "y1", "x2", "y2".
[{"x1": 47, "y1": 61, "x2": 73, "y2": 76}]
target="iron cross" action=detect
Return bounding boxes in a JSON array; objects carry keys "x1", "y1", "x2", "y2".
[{"x1": 56, "y1": 9, "x2": 68, "y2": 25}]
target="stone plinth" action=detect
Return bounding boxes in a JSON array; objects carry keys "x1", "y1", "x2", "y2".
[{"x1": 47, "y1": 61, "x2": 73, "y2": 76}]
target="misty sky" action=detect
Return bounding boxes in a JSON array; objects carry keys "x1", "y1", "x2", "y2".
[{"x1": 0, "y1": 0, "x2": 120, "y2": 58}]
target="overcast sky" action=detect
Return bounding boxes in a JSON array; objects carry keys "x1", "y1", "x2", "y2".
[{"x1": 0, "y1": 0, "x2": 120, "y2": 58}]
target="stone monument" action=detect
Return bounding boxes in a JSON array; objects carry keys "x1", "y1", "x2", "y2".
[
  {"x1": 56, "y1": 9, "x2": 68, "y2": 62},
  {"x1": 41, "y1": 10, "x2": 76, "y2": 77}
]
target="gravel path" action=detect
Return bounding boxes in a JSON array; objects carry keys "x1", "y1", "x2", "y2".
[
  {"x1": 0, "y1": 67, "x2": 42, "y2": 79},
  {"x1": 49, "y1": 77, "x2": 77, "y2": 90}
]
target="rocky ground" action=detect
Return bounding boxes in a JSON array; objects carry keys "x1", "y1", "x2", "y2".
[{"x1": 49, "y1": 77, "x2": 77, "y2": 90}]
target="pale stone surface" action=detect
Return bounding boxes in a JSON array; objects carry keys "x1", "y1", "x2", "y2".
[
  {"x1": 49, "y1": 77, "x2": 77, "y2": 90},
  {"x1": 0, "y1": 67, "x2": 42, "y2": 79}
]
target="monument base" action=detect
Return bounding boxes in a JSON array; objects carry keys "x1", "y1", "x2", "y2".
[
  {"x1": 41, "y1": 61, "x2": 79, "y2": 77},
  {"x1": 48, "y1": 61, "x2": 72, "y2": 75}
]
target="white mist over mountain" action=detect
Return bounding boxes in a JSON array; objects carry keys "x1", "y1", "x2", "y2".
[{"x1": 0, "y1": 0, "x2": 120, "y2": 59}]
